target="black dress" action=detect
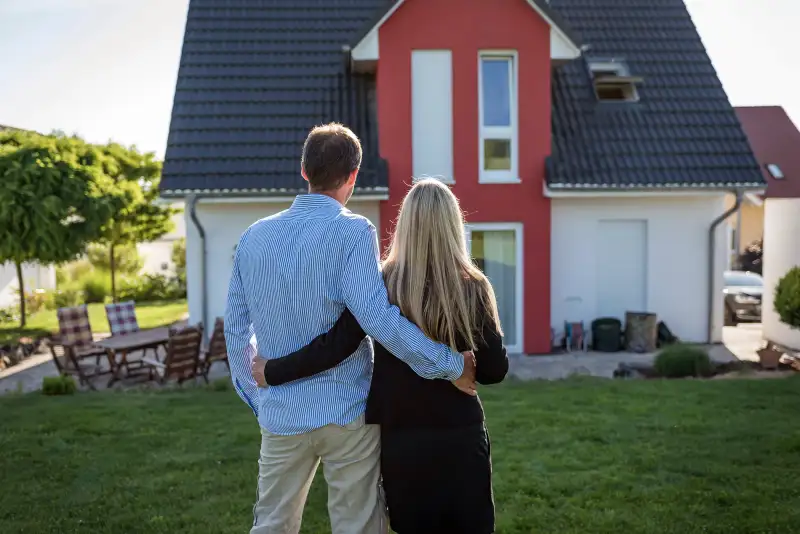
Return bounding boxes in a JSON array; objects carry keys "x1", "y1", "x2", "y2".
[{"x1": 264, "y1": 302, "x2": 509, "y2": 534}]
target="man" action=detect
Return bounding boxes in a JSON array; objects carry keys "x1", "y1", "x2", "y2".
[{"x1": 225, "y1": 123, "x2": 476, "y2": 534}]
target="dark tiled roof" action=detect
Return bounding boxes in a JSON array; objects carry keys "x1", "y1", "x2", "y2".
[
  {"x1": 736, "y1": 106, "x2": 800, "y2": 199},
  {"x1": 162, "y1": 0, "x2": 765, "y2": 195},
  {"x1": 547, "y1": 0, "x2": 764, "y2": 190},
  {"x1": 161, "y1": 0, "x2": 391, "y2": 196}
]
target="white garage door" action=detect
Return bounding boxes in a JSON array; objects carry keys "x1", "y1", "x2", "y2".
[{"x1": 595, "y1": 220, "x2": 647, "y2": 320}]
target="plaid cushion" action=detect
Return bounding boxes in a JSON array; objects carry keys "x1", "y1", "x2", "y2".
[
  {"x1": 105, "y1": 301, "x2": 140, "y2": 336},
  {"x1": 57, "y1": 306, "x2": 94, "y2": 349}
]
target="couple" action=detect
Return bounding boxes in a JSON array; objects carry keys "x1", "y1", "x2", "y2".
[{"x1": 225, "y1": 123, "x2": 508, "y2": 534}]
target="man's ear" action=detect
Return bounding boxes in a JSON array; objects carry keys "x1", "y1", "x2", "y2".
[
  {"x1": 347, "y1": 169, "x2": 358, "y2": 185},
  {"x1": 301, "y1": 167, "x2": 309, "y2": 183}
]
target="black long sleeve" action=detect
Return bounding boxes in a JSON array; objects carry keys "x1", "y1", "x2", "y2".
[
  {"x1": 264, "y1": 309, "x2": 366, "y2": 386},
  {"x1": 474, "y1": 317, "x2": 509, "y2": 385}
]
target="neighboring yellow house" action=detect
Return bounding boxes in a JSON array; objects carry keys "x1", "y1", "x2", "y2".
[{"x1": 725, "y1": 192, "x2": 764, "y2": 254}]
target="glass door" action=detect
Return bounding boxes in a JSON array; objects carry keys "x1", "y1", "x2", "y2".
[{"x1": 467, "y1": 225, "x2": 521, "y2": 352}]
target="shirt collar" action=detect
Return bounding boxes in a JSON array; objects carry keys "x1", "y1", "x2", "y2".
[{"x1": 289, "y1": 193, "x2": 343, "y2": 213}]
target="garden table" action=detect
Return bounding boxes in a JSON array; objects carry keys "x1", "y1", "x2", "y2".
[{"x1": 94, "y1": 327, "x2": 171, "y2": 387}]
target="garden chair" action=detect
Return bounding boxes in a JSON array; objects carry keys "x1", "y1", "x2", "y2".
[
  {"x1": 105, "y1": 300, "x2": 164, "y2": 361},
  {"x1": 200, "y1": 317, "x2": 228, "y2": 383},
  {"x1": 49, "y1": 305, "x2": 108, "y2": 390},
  {"x1": 142, "y1": 323, "x2": 204, "y2": 385},
  {"x1": 564, "y1": 320, "x2": 588, "y2": 352}
]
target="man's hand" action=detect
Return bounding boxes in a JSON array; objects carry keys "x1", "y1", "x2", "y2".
[
  {"x1": 251, "y1": 357, "x2": 267, "y2": 387},
  {"x1": 451, "y1": 351, "x2": 477, "y2": 396}
]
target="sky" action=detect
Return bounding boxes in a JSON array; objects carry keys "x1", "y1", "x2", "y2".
[{"x1": 0, "y1": 0, "x2": 797, "y2": 158}]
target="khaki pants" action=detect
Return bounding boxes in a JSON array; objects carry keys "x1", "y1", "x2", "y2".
[{"x1": 251, "y1": 413, "x2": 387, "y2": 534}]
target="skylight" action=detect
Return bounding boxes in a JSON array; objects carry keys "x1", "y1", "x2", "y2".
[{"x1": 766, "y1": 163, "x2": 785, "y2": 179}]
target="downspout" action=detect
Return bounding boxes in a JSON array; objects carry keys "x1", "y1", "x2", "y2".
[
  {"x1": 187, "y1": 194, "x2": 208, "y2": 333},
  {"x1": 708, "y1": 190, "x2": 743, "y2": 343}
]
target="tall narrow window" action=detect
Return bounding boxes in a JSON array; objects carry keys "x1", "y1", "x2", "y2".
[{"x1": 479, "y1": 52, "x2": 518, "y2": 183}]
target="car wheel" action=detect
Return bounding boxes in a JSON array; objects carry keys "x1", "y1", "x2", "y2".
[{"x1": 724, "y1": 305, "x2": 737, "y2": 327}]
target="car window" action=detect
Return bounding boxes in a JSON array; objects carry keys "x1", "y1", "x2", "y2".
[{"x1": 724, "y1": 272, "x2": 763, "y2": 287}]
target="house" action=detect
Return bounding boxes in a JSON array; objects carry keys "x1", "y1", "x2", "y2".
[
  {"x1": 137, "y1": 201, "x2": 186, "y2": 275},
  {"x1": 161, "y1": 0, "x2": 763, "y2": 352},
  {"x1": 734, "y1": 106, "x2": 800, "y2": 349}
]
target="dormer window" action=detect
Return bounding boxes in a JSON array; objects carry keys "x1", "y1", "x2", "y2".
[{"x1": 589, "y1": 60, "x2": 642, "y2": 102}]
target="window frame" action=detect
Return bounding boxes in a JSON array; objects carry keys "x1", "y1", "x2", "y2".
[
  {"x1": 589, "y1": 60, "x2": 640, "y2": 103},
  {"x1": 478, "y1": 51, "x2": 519, "y2": 184}
]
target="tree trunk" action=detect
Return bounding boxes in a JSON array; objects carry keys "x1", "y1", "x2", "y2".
[
  {"x1": 15, "y1": 260, "x2": 26, "y2": 328},
  {"x1": 110, "y1": 243, "x2": 117, "y2": 303}
]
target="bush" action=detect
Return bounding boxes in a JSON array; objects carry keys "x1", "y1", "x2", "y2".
[
  {"x1": 118, "y1": 273, "x2": 186, "y2": 303},
  {"x1": 42, "y1": 375, "x2": 77, "y2": 396},
  {"x1": 172, "y1": 238, "x2": 186, "y2": 274},
  {"x1": 53, "y1": 288, "x2": 81, "y2": 309},
  {"x1": 86, "y1": 244, "x2": 143, "y2": 275},
  {"x1": 774, "y1": 266, "x2": 800, "y2": 329},
  {"x1": 57, "y1": 260, "x2": 94, "y2": 286},
  {"x1": 23, "y1": 290, "x2": 50, "y2": 315},
  {"x1": 654, "y1": 344, "x2": 713, "y2": 378},
  {"x1": 0, "y1": 307, "x2": 16, "y2": 324},
  {"x1": 82, "y1": 274, "x2": 110, "y2": 304}
]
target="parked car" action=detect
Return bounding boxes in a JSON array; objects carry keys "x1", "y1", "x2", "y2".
[{"x1": 723, "y1": 270, "x2": 763, "y2": 325}]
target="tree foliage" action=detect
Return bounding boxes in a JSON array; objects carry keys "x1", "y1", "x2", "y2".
[
  {"x1": 86, "y1": 243, "x2": 143, "y2": 275},
  {"x1": 93, "y1": 143, "x2": 178, "y2": 301},
  {"x1": 0, "y1": 131, "x2": 119, "y2": 326},
  {"x1": 737, "y1": 238, "x2": 763, "y2": 274}
]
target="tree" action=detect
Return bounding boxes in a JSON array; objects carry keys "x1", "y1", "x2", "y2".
[
  {"x1": 0, "y1": 131, "x2": 118, "y2": 326},
  {"x1": 94, "y1": 143, "x2": 178, "y2": 301},
  {"x1": 737, "y1": 238, "x2": 763, "y2": 274},
  {"x1": 86, "y1": 243, "x2": 143, "y2": 275}
]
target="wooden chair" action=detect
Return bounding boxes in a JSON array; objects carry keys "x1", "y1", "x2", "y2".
[
  {"x1": 142, "y1": 323, "x2": 204, "y2": 384},
  {"x1": 200, "y1": 317, "x2": 228, "y2": 383},
  {"x1": 49, "y1": 306, "x2": 108, "y2": 390},
  {"x1": 105, "y1": 300, "x2": 164, "y2": 361},
  {"x1": 564, "y1": 320, "x2": 588, "y2": 352}
]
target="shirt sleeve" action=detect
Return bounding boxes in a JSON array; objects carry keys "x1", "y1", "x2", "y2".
[
  {"x1": 224, "y1": 235, "x2": 260, "y2": 417},
  {"x1": 340, "y1": 224, "x2": 465, "y2": 380}
]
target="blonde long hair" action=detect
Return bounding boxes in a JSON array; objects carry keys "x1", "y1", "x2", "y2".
[{"x1": 383, "y1": 179, "x2": 502, "y2": 351}]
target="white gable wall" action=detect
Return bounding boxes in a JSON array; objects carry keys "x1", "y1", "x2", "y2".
[
  {"x1": 551, "y1": 195, "x2": 728, "y2": 344},
  {"x1": 185, "y1": 199, "x2": 382, "y2": 330}
]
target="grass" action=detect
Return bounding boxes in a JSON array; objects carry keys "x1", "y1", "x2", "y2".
[
  {"x1": 0, "y1": 300, "x2": 188, "y2": 345},
  {"x1": 2, "y1": 378, "x2": 800, "y2": 533}
]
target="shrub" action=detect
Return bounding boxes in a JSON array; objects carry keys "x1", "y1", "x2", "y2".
[
  {"x1": 53, "y1": 288, "x2": 81, "y2": 309},
  {"x1": 774, "y1": 266, "x2": 800, "y2": 329},
  {"x1": 210, "y1": 378, "x2": 231, "y2": 392},
  {"x1": 86, "y1": 244, "x2": 143, "y2": 276},
  {"x1": 23, "y1": 290, "x2": 50, "y2": 315},
  {"x1": 42, "y1": 375, "x2": 77, "y2": 396},
  {"x1": 654, "y1": 344, "x2": 713, "y2": 378},
  {"x1": 172, "y1": 238, "x2": 186, "y2": 273},
  {"x1": 58, "y1": 260, "x2": 94, "y2": 286},
  {"x1": 82, "y1": 274, "x2": 110, "y2": 304},
  {"x1": 118, "y1": 273, "x2": 186, "y2": 303},
  {"x1": 0, "y1": 307, "x2": 16, "y2": 324}
]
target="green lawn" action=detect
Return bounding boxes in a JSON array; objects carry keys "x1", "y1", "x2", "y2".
[
  {"x1": 2, "y1": 378, "x2": 799, "y2": 533},
  {"x1": 0, "y1": 300, "x2": 188, "y2": 345}
]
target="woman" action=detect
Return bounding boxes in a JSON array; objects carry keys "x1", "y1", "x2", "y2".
[{"x1": 257, "y1": 179, "x2": 509, "y2": 533}]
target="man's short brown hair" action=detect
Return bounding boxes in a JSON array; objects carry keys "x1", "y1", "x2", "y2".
[{"x1": 301, "y1": 123, "x2": 362, "y2": 192}]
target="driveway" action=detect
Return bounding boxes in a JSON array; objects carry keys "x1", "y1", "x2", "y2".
[{"x1": 722, "y1": 323, "x2": 763, "y2": 362}]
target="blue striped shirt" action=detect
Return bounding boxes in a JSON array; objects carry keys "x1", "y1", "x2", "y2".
[{"x1": 224, "y1": 193, "x2": 465, "y2": 435}]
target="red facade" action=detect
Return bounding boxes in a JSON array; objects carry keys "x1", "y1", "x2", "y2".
[{"x1": 374, "y1": 0, "x2": 553, "y2": 353}]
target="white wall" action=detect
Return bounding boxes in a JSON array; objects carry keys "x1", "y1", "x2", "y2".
[
  {"x1": 762, "y1": 198, "x2": 800, "y2": 349},
  {"x1": 551, "y1": 195, "x2": 728, "y2": 344},
  {"x1": 0, "y1": 262, "x2": 57, "y2": 307},
  {"x1": 185, "y1": 199, "x2": 382, "y2": 329}
]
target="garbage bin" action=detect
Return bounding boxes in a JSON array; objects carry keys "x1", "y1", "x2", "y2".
[
  {"x1": 625, "y1": 311, "x2": 658, "y2": 352},
  {"x1": 592, "y1": 318, "x2": 623, "y2": 352}
]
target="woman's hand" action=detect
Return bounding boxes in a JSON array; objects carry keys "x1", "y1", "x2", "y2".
[
  {"x1": 251, "y1": 357, "x2": 267, "y2": 387},
  {"x1": 451, "y1": 351, "x2": 477, "y2": 396}
]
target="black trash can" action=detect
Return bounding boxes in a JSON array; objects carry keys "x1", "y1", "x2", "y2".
[{"x1": 592, "y1": 318, "x2": 623, "y2": 352}]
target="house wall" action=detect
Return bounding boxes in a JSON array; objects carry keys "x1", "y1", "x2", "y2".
[
  {"x1": 376, "y1": 0, "x2": 553, "y2": 353},
  {"x1": 137, "y1": 202, "x2": 186, "y2": 275},
  {"x1": 185, "y1": 200, "x2": 381, "y2": 330},
  {"x1": 725, "y1": 194, "x2": 763, "y2": 253},
  {"x1": 0, "y1": 262, "x2": 57, "y2": 308},
  {"x1": 551, "y1": 195, "x2": 728, "y2": 344},
  {"x1": 762, "y1": 198, "x2": 800, "y2": 349}
]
